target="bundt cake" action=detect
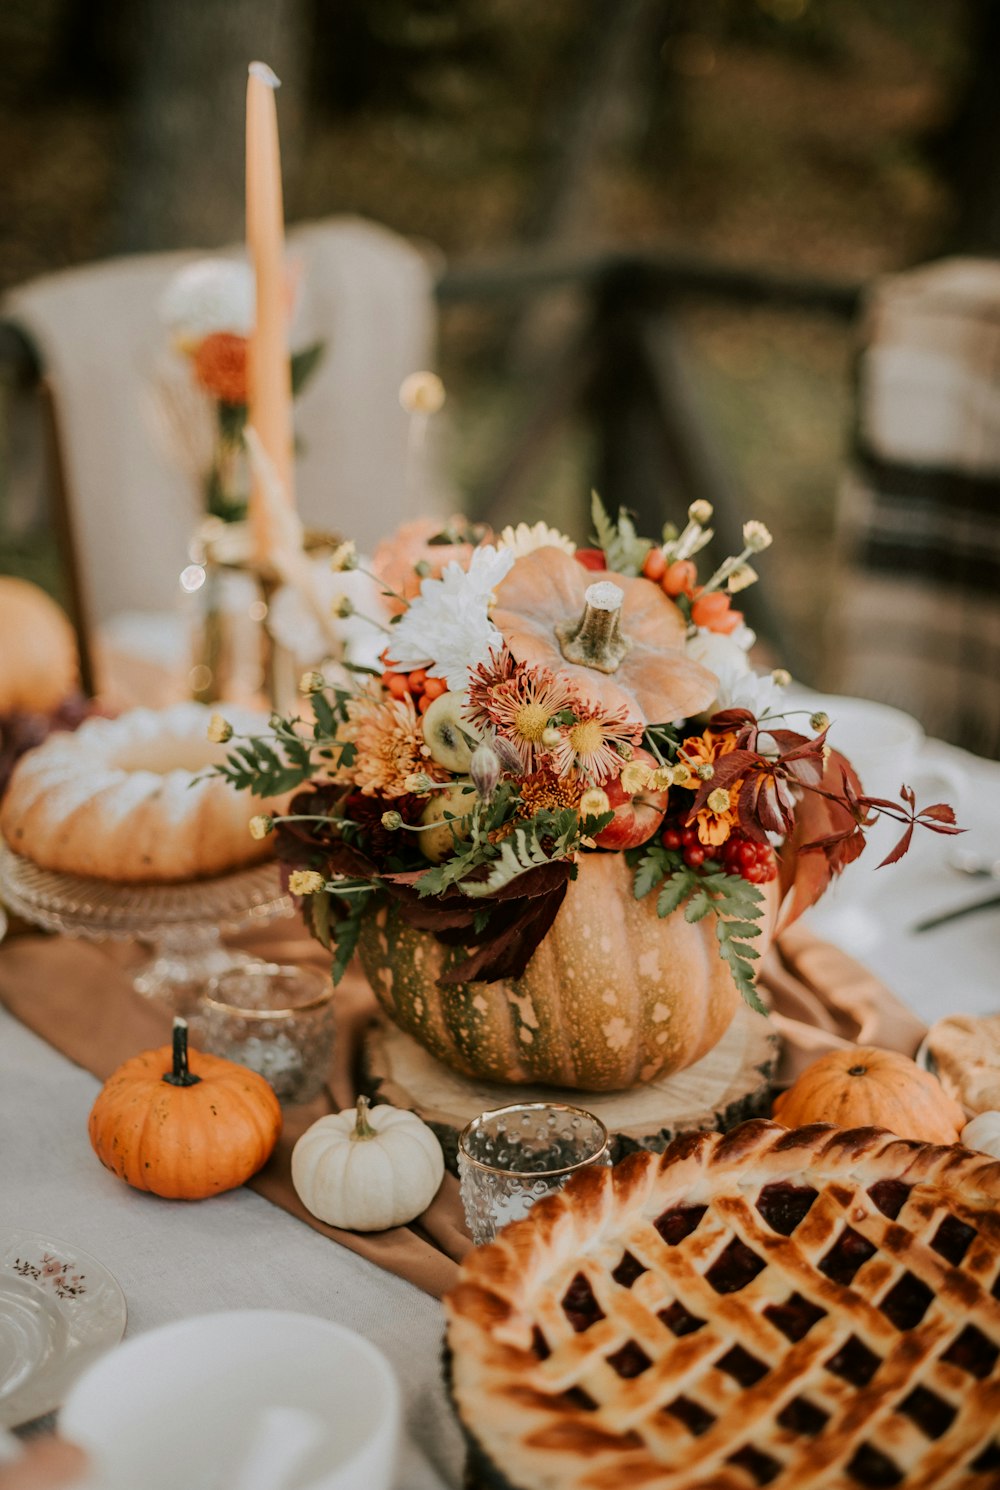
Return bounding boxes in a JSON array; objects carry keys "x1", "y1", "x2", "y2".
[{"x1": 0, "y1": 703, "x2": 282, "y2": 884}]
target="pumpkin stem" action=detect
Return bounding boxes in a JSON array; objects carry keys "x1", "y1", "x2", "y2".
[
  {"x1": 353, "y1": 1094, "x2": 377, "y2": 1140},
  {"x1": 555, "y1": 581, "x2": 632, "y2": 674},
  {"x1": 163, "y1": 1017, "x2": 202, "y2": 1088}
]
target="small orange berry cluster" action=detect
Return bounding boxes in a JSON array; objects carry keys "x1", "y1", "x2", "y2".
[
  {"x1": 642, "y1": 550, "x2": 743, "y2": 634},
  {"x1": 641, "y1": 549, "x2": 696, "y2": 597},
  {"x1": 381, "y1": 666, "x2": 448, "y2": 715}
]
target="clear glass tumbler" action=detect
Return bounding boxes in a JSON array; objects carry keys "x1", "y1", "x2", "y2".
[
  {"x1": 458, "y1": 1102, "x2": 611, "y2": 1246},
  {"x1": 192, "y1": 963, "x2": 335, "y2": 1104}
]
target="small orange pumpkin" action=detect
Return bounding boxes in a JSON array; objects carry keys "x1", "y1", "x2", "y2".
[
  {"x1": 772, "y1": 1046, "x2": 965, "y2": 1145},
  {"x1": 88, "y1": 1018, "x2": 282, "y2": 1199},
  {"x1": 491, "y1": 547, "x2": 717, "y2": 724}
]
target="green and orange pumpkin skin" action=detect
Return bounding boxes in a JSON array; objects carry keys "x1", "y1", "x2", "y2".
[{"x1": 358, "y1": 854, "x2": 776, "y2": 1091}]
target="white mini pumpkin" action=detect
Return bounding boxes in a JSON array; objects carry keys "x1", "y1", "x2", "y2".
[
  {"x1": 962, "y1": 1111, "x2": 1000, "y2": 1160},
  {"x1": 291, "y1": 1096, "x2": 445, "y2": 1231}
]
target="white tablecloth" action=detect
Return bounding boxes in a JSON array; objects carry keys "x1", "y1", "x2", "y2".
[
  {"x1": 2, "y1": 736, "x2": 998, "y2": 1488},
  {"x1": 1, "y1": 1015, "x2": 464, "y2": 1488}
]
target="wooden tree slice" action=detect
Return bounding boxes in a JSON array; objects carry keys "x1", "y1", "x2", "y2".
[{"x1": 363, "y1": 1003, "x2": 778, "y2": 1172}]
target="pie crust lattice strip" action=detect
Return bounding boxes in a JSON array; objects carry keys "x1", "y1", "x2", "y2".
[{"x1": 445, "y1": 1120, "x2": 1000, "y2": 1489}]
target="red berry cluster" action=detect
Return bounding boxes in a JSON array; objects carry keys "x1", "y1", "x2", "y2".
[
  {"x1": 721, "y1": 832, "x2": 778, "y2": 884},
  {"x1": 661, "y1": 824, "x2": 777, "y2": 883}
]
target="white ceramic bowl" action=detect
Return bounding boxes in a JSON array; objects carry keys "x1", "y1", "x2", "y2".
[{"x1": 60, "y1": 1310, "x2": 400, "y2": 1490}]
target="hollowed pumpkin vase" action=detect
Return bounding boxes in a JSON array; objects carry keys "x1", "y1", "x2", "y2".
[{"x1": 358, "y1": 854, "x2": 776, "y2": 1091}]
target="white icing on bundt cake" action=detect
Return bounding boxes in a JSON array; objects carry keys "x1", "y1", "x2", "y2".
[{"x1": 0, "y1": 703, "x2": 285, "y2": 883}]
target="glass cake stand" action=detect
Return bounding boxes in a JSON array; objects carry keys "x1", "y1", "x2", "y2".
[{"x1": 0, "y1": 841, "x2": 294, "y2": 1011}]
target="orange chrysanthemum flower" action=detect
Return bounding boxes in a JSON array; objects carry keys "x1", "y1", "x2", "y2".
[
  {"x1": 339, "y1": 691, "x2": 447, "y2": 798},
  {"x1": 548, "y1": 702, "x2": 642, "y2": 784},
  {"x1": 192, "y1": 331, "x2": 248, "y2": 405},
  {"x1": 509, "y1": 768, "x2": 585, "y2": 824},
  {"x1": 467, "y1": 656, "x2": 579, "y2": 774}
]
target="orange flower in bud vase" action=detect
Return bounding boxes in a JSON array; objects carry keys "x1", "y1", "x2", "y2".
[
  {"x1": 192, "y1": 331, "x2": 249, "y2": 405},
  {"x1": 492, "y1": 547, "x2": 717, "y2": 724}
]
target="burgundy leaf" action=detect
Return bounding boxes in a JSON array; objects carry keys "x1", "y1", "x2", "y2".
[
  {"x1": 707, "y1": 708, "x2": 756, "y2": 732},
  {"x1": 877, "y1": 822, "x2": 914, "y2": 869},
  {"x1": 920, "y1": 803, "x2": 957, "y2": 825},
  {"x1": 765, "y1": 728, "x2": 816, "y2": 755},
  {"x1": 437, "y1": 883, "x2": 569, "y2": 984}
]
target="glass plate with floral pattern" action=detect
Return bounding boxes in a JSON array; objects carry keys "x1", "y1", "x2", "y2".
[{"x1": 0, "y1": 1232, "x2": 127, "y2": 1429}]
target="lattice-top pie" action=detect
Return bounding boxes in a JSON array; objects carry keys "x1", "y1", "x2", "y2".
[{"x1": 445, "y1": 1120, "x2": 1000, "y2": 1489}]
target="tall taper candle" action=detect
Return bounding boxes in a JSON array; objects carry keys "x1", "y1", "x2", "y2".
[{"x1": 246, "y1": 61, "x2": 294, "y2": 565}]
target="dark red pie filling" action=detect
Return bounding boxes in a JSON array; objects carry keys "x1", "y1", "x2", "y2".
[
  {"x1": 930, "y1": 1214, "x2": 977, "y2": 1266},
  {"x1": 664, "y1": 1396, "x2": 715, "y2": 1436},
  {"x1": 728, "y1": 1445, "x2": 782, "y2": 1485},
  {"x1": 530, "y1": 1326, "x2": 550, "y2": 1360},
  {"x1": 561, "y1": 1272, "x2": 605, "y2": 1333},
  {"x1": 846, "y1": 1443, "x2": 903, "y2": 1487},
  {"x1": 878, "y1": 1271, "x2": 933, "y2": 1330},
  {"x1": 899, "y1": 1385, "x2": 956, "y2": 1439},
  {"x1": 706, "y1": 1238, "x2": 766, "y2": 1294},
  {"x1": 818, "y1": 1227, "x2": 877, "y2": 1285},
  {"x1": 763, "y1": 1292, "x2": 826, "y2": 1342},
  {"x1": 971, "y1": 1441, "x2": 1000, "y2": 1472},
  {"x1": 611, "y1": 1250, "x2": 647, "y2": 1288},
  {"x1": 867, "y1": 1179, "x2": 911, "y2": 1219},
  {"x1": 658, "y1": 1301, "x2": 705, "y2": 1337},
  {"x1": 825, "y1": 1335, "x2": 880, "y2": 1387},
  {"x1": 564, "y1": 1386, "x2": 598, "y2": 1413},
  {"x1": 716, "y1": 1344, "x2": 769, "y2": 1387},
  {"x1": 654, "y1": 1205, "x2": 707, "y2": 1246},
  {"x1": 606, "y1": 1340, "x2": 652, "y2": 1379},
  {"x1": 776, "y1": 1397, "x2": 829, "y2": 1436},
  {"x1": 755, "y1": 1183, "x2": 819, "y2": 1235},
  {"x1": 941, "y1": 1324, "x2": 1000, "y2": 1379}
]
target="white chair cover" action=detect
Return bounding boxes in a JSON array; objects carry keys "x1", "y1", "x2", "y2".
[{"x1": 3, "y1": 217, "x2": 442, "y2": 625}]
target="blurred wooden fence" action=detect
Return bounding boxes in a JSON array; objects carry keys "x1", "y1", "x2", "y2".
[{"x1": 0, "y1": 250, "x2": 862, "y2": 685}]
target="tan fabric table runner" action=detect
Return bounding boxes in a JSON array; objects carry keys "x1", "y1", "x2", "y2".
[
  {"x1": 0, "y1": 923, "x2": 470, "y2": 1301},
  {"x1": 0, "y1": 920, "x2": 927, "y2": 1302}
]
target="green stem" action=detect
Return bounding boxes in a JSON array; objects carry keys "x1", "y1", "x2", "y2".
[
  {"x1": 163, "y1": 1018, "x2": 201, "y2": 1088},
  {"x1": 352, "y1": 1095, "x2": 377, "y2": 1140},
  {"x1": 555, "y1": 582, "x2": 632, "y2": 674}
]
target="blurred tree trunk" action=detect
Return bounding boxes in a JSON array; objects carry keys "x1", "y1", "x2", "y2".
[
  {"x1": 525, "y1": 0, "x2": 673, "y2": 247},
  {"x1": 114, "y1": 0, "x2": 307, "y2": 253},
  {"x1": 938, "y1": 0, "x2": 1000, "y2": 254}
]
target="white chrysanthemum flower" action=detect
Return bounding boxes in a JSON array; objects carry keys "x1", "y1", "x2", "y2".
[
  {"x1": 387, "y1": 544, "x2": 515, "y2": 692},
  {"x1": 721, "y1": 669, "x2": 786, "y2": 717},
  {"x1": 686, "y1": 625, "x2": 784, "y2": 717},
  {"x1": 497, "y1": 521, "x2": 576, "y2": 558},
  {"x1": 160, "y1": 259, "x2": 255, "y2": 340}
]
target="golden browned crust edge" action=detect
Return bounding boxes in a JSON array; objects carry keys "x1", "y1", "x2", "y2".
[{"x1": 445, "y1": 1120, "x2": 1000, "y2": 1490}]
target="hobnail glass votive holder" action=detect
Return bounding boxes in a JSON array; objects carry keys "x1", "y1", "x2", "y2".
[
  {"x1": 458, "y1": 1102, "x2": 611, "y2": 1246},
  {"x1": 192, "y1": 963, "x2": 335, "y2": 1105}
]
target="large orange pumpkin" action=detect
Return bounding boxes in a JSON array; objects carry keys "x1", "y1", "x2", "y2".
[
  {"x1": 772, "y1": 1047, "x2": 965, "y2": 1145},
  {"x1": 88, "y1": 1019, "x2": 282, "y2": 1199},
  {"x1": 0, "y1": 577, "x2": 79, "y2": 714},
  {"x1": 358, "y1": 854, "x2": 777, "y2": 1090}
]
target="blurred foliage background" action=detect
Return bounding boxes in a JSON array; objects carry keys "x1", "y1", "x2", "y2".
[{"x1": 0, "y1": 0, "x2": 994, "y2": 682}]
